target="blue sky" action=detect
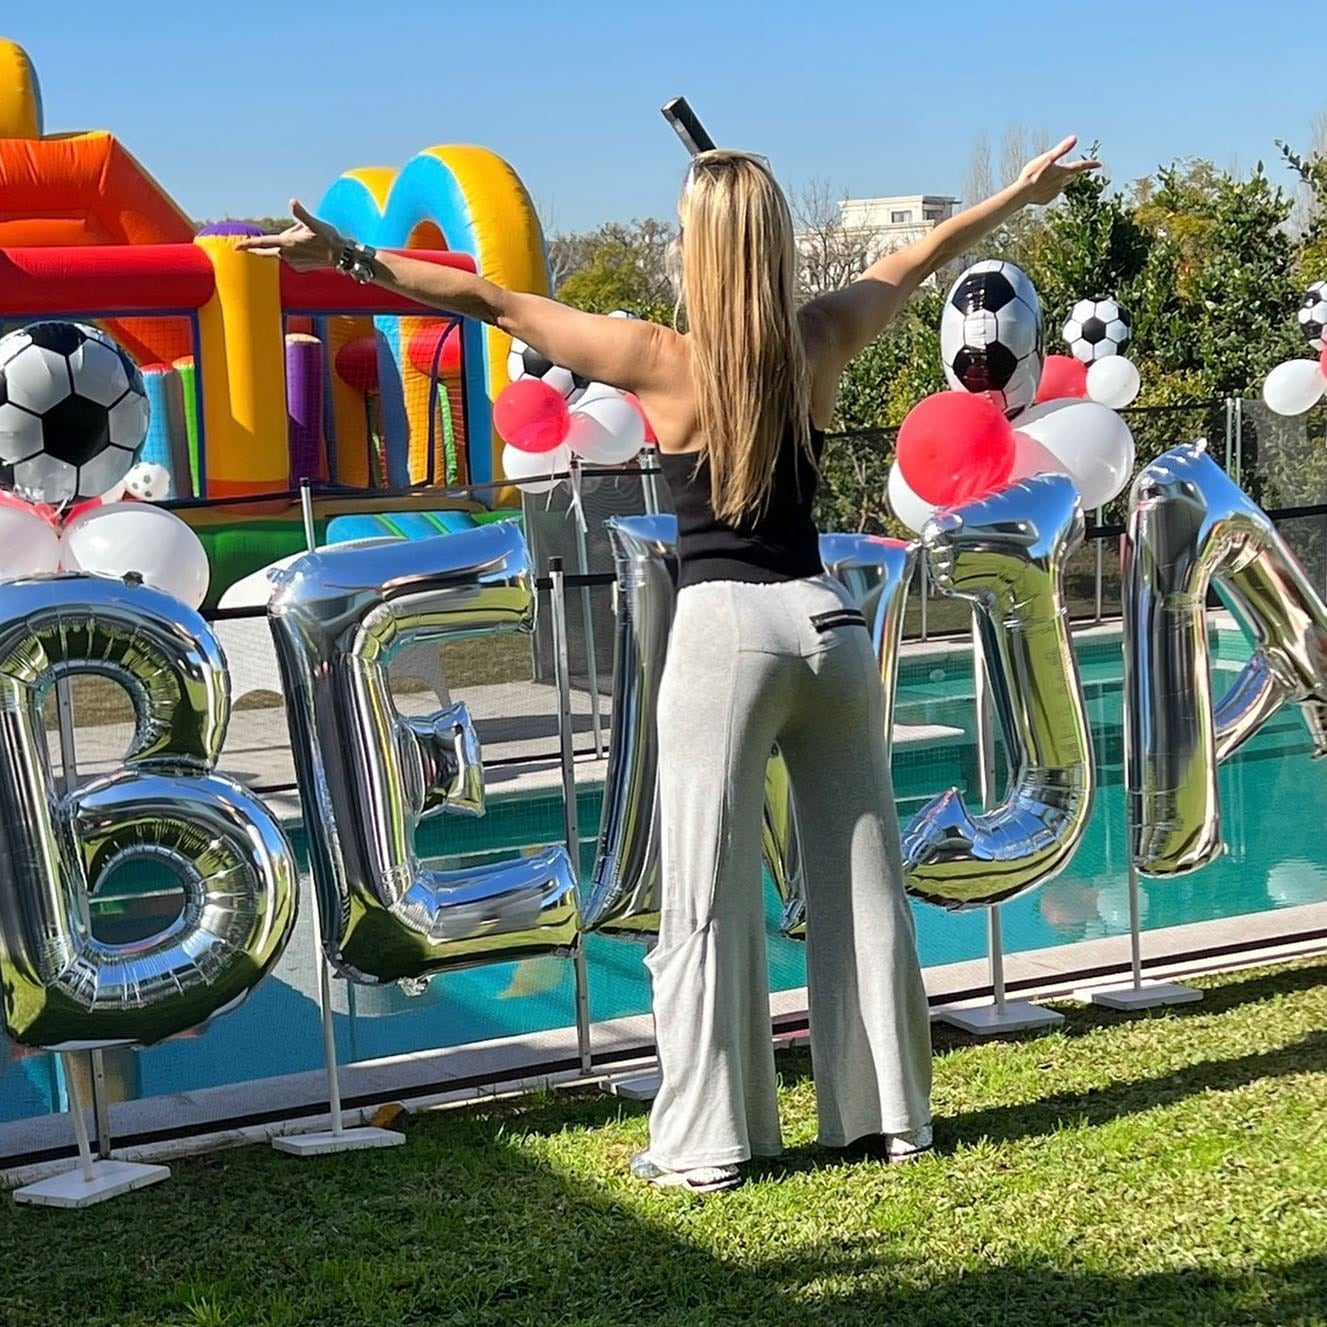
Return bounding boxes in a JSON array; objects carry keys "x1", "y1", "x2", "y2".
[{"x1": 7, "y1": 1, "x2": 1323, "y2": 232}]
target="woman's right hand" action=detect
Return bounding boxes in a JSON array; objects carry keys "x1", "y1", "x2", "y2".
[
  {"x1": 1015, "y1": 136, "x2": 1100, "y2": 206},
  {"x1": 236, "y1": 201, "x2": 345, "y2": 270}
]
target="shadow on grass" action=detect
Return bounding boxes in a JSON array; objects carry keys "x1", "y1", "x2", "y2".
[
  {"x1": 5, "y1": 962, "x2": 1325, "y2": 1325},
  {"x1": 4, "y1": 1041, "x2": 1325, "y2": 1326}
]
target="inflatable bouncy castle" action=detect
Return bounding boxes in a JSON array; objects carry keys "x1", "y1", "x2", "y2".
[{"x1": 0, "y1": 40, "x2": 548, "y2": 590}]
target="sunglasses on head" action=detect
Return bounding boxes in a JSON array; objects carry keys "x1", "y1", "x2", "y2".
[{"x1": 682, "y1": 151, "x2": 774, "y2": 196}]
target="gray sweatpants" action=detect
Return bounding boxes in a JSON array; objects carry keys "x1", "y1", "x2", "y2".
[{"x1": 645, "y1": 575, "x2": 933, "y2": 1170}]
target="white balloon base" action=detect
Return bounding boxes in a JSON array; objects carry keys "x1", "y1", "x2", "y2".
[
  {"x1": 272, "y1": 1126, "x2": 405, "y2": 1157},
  {"x1": 1074, "y1": 980, "x2": 1202, "y2": 1011},
  {"x1": 603, "y1": 1071, "x2": 661, "y2": 1102},
  {"x1": 13, "y1": 1159, "x2": 169, "y2": 1209},
  {"x1": 1076, "y1": 868, "x2": 1203, "y2": 1010},
  {"x1": 937, "y1": 1001, "x2": 1065, "y2": 1036}
]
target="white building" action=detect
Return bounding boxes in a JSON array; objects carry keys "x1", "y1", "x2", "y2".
[
  {"x1": 837, "y1": 194, "x2": 959, "y2": 262},
  {"x1": 796, "y1": 193, "x2": 960, "y2": 296}
]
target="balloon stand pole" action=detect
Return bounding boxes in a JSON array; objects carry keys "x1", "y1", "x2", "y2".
[
  {"x1": 13, "y1": 1054, "x2": 168, "y2": 1208},
  {"x1": 550, "y1": 558, "x2": 594, "y2": 1077},
  {"x1": 938, "y1": 614, "x2": 1063, "y2": 1036},
  {"x1": 1076, "y1": 862, "x2": 1202, "y2": 1011},
  {"x1": 273, "y1": 486, "x2": 406, "y2": 1157},
  {"x1": 54, "y1": 683, "x2": 118, "y2": 1162}
]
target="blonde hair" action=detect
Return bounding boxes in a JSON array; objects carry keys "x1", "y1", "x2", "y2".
[{"x1": 679, "y1": 150, "x2": 812, "y2": 523}]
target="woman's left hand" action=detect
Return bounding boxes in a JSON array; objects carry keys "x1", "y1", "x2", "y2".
[
  {"x1": 1016, "y1": 136, "x2": 1101, "y2": 206},
  {"x1": 236, "y1": 201, "x2": 344, "y2": 270}
]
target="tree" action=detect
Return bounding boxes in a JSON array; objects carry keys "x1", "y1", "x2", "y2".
[
  {"x1": 1026, "y1": 171, "x2": 1151, "y2": 340},
  {"x1": 964, "y1": 132, "x2": 993, "y2": 207},
  {"x1": 1000, "y1": 124, "x2": 1028, "y2": 190},
  {"x1": 833, "y1": 287, "x2": 947, "y2": 431},
  {"x1": 791, "y1": 178, "x2": 874, "y2": 300},
  {"x1": 552, "y1": 219, "x2": 677, "y2": 321},
  {"x1": 1279, "y1": 117, "x2": 1327, "y2": 280}
]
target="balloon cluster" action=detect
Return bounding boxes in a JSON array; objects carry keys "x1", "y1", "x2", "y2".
[
  {"x1": 891, "y1": 268, "x2": 1138, "y2": 530},
  {"x1": 1261, "y1": 282, "x2": 1327, "y2": 417},
  {"x1": 0, "y1": 466, "x2": 210, "y2": 609},
  {"x1": 495, "y1": 314, "x2": 655, "y2": 494},
  {"x1": 0, "y1": 321, "x2": 209, "y2": 606}
]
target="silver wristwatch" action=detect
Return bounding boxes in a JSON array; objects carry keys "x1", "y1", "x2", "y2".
[{"x1": 335, "y1": 239, "x2": 377, "y2": 283}]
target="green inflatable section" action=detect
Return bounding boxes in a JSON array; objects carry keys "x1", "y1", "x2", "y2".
[{"x1": 193, "y1": 509, "x2": 524, "y2": 610}]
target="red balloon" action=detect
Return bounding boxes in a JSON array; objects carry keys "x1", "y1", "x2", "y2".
[
  {"x1": 1320, "y1": 344, "x2": 1327, "y2": 379},
  {"x1": 895, "y1": 391, "x2": 1015, "y2": 506},
  {"x1": 1035, "y1": 354, "x2": 1089, "y2": 403},
  {"x1": 494, "y1": 379, "x2": 571, "y2": 453},
  {"x1": 335, "y1": 336, "x2": 380, "y2": 393},
  {"x1": 624, "y1": 392, "x2": 657, "y2": 445},
  {"x1": 407, "y1": 322, "x2": 462, "y2": 377}
]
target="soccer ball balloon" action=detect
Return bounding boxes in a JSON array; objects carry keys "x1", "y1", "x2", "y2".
[
  {"x1": 0, "y1": 321, "x2": 148, "y2": 506},
  {"x1": 124, "y1": 460, "x2": 173, "y2": 502},
  {"x1": 506, "y1": 338, "x2": 588, "y2": 404},
  {"x1": 940, "y1": 260, "x2": 1044, "y2": 417},
  {"x1": 1062, "y1": 296, "x2": 1132, "y2": 363},
  {"x1": 1298, "y1": 280, "x2": 1327, "y2": 352}
]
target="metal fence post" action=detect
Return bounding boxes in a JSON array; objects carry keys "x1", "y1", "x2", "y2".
[
  {"x1": 919, "y1": 558, "x2": 929, "y2": 642},
  {"x1": 549, "y1": 557, "x2": 594, "y2": 1076}
]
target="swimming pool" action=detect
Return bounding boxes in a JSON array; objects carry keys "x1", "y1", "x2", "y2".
[{"x1": 3, "y1": 623, "x2": 1324, "y2": 1125}]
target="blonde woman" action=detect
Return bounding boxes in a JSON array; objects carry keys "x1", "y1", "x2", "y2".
[{"x1": 242, "y1": 136, "x2": 1095, "y2": 1192}]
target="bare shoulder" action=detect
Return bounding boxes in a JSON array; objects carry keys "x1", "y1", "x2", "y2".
[{"x1": 634, "y1": 329, "x2": 699, "y2": 453}]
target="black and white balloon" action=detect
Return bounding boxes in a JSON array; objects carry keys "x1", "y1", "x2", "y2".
[
  {"x1": 0, "y1": 321, "x2": 148, "y2": 505},
  {"x1": 1299, "y1": 280, "x2": 1327, "y2": 352},
  {"x1": 1063, "y1": 296, "x2": 1132, "y2": 362},
  {"x1": 940, "y1": 260, "x2": 1044, "y2": 417},
  {"x1": 506, "y1": 338, "x2": 588, "y2": 404}
]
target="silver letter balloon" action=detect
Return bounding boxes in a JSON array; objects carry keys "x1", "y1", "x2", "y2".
[
  {"x1": 903, "y1": 474, "x2": 1095, "y2": 908},
  {"x1": 1123, "y1": 442, "x2": 1327, "y2": 876},
  {"x1": 267, "y1": 523, "x2": 580, "y2": 983},
  {"x1": 0, "y1": 575, "x2": 298, "y2": 1049}
]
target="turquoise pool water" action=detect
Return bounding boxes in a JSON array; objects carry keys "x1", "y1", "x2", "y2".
[{"x1": 4, "y1": 626, "x2": 1325, "y2": 1125}]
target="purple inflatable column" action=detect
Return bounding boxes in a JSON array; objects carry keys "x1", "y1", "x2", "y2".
[{"x1": 286, "y1": 333, "x2": 326, "y2": 485}]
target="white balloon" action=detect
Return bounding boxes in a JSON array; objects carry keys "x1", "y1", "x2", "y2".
[
  {"x1": 576, "y1": 382, "x2": 628, "y2": 405},
  {"x1": 1008, "y1": 430, "x2": 1066, "y2": 485},
  {"x1": 1086, "y1": 356, "x2": 1141, "y2": 409},
  {"x1": 1262, "y1": 359, "x2": 1326, "y2": 417},
  {"x1": 60, "y1": 501, "x2": 210, "y2": 608},
  {"x1": 887, "y1": 462, "x2": 937, "y2": 533},
  {"x1": 502, "y1": 442, "x2": 570, "y2": 494},
  {"x1": 0, "y1": 504, "x2": 61, "y2": 581},
  {"x1": 1014, "y1": 398, "x2": 1136, "y2": 509},
  {"x1": 566, "y1": 394, "x2": 645, "y2": 464},
  {"x1": 99, "y1": 478, "x2": 128, "y2": 503}
]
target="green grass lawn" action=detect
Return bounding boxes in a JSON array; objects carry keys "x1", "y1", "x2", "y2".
[{"x1": 4, "y1": 957, "x2": 1327, "y2": 1327}]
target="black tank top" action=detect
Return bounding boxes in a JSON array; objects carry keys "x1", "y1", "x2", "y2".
[{"x1": 657, "y1": 425, "x2": 824, "y2": 588}]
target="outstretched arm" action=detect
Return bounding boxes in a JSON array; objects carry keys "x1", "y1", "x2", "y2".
[
  {"x1": 238, "y1": 203, "x2": 673, "y2": 395},
  {"x1": 801, "y1": 136, "x2": 1100, "y2": 384}
]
